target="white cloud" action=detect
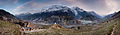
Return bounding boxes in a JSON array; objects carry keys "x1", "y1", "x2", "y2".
[
  {"x1": 105, "y1": 0, "x2": 119, "y2": 14},
  {"x1": 13, "y1": 0, "x2": 120, "y2": 16}
]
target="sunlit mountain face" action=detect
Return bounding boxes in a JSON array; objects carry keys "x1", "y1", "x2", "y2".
[{"x1": 1, "y1": 0, "x2": 120, "y2": 35}]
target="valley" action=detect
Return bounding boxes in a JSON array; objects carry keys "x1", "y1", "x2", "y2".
[{"x1": 0, "y1": 5, "x2": 120, "y2": 35}]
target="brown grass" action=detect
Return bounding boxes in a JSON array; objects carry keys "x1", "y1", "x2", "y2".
[{"x1": 0, "y1": 20, "x2": 22, "y2": 35}]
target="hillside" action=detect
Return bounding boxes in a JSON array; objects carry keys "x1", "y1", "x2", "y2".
[
  {"x1": 23, "y1": 11, "x2": 120, "y2": 35},
  {"x1": 0, "y1": 9, "x2": 35, "y2": 35},
  {"x1": 0, "y1": 20, "x2": 22, "y2": 35}
]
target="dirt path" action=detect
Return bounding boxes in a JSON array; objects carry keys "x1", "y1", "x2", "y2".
[
  {"x1": 111, "y1": 24, "x2": 116, "y2": 35},
  {"x1": 111, "y1": 21, "x2": 118, "y2": 35},
  {"x1": 24, "y1": 29, "x2": 46, "y2": 33}
]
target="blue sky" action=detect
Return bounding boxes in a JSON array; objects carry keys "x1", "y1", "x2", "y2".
[
  {"x1": 0, "y1": 0, "x2": 30, "y2": 12},
  {"x1": 0, "y1": 0, "x2": 120, "y2": 16}
]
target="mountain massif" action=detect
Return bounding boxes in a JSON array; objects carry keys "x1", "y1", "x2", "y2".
[
  {"x1": 16, "y1": 5, "x2": 102, "y2": 21},
  {"x1": 0, "y1": 5, "x2": 120, "y2": 35}
]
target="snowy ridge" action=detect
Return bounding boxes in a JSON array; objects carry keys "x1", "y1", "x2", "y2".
[{"x1": 16, "y1": 5, "x2": 102, "y2": 21}]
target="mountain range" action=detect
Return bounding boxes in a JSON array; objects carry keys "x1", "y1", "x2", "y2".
[
  {"x1": 16, "y1": 5, "x2": 102, "y2": 22},
  {"x1": 0, "y1": 5, "x2": 120, "y2": 35}
]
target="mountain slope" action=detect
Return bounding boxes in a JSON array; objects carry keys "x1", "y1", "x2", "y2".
[
  {"x1": 103, "y1": 12, "x2": 117, "y2": 20},
  {"x1": 16, "y1": 5, "x2": 101, "y2": 21},
  {"x1": 0, "y1": 9, "x2": 23, "y2": 35},
  {"x1": 0, "y1": 9, "x2": 19, "y2": 22},
  {"x1": 0, "y1": 20, "x2": 22, "y2": 35},
  {"x1": 0, "y1": 9, "x2": 35, "y2": 35},
  {"x1": 88, "y1": 11, "x2": 102, "y2": 19}
]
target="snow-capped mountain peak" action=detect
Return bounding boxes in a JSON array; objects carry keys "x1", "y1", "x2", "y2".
[
  {"x1": 72, "y1": 6, "x2": 84, "y2": 12},
  {"x1": 16, "y1": 5, "x2": 102, "y2": 21},
  {"x1": 39, "y1": 5, "x2": 71, "y2": 13}
]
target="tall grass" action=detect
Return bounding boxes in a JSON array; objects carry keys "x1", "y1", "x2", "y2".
[{"x1": 113, "y1": 18, "x2": 120, "y2": 35}]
